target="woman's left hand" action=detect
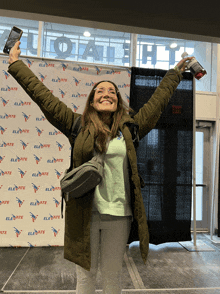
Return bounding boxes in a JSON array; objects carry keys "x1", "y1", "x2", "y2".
[{"x1": 176, "y1": 56, "x2": 194, "y2": 73}]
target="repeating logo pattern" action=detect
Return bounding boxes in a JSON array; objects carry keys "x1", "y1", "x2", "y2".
[{"x1": 0, "y1": 56, "x2": 130, "y2": 246}]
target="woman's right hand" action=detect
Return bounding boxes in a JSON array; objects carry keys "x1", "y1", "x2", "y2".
[{"x1": 9, "y1": 41, "x2": 21, "y2": 64}]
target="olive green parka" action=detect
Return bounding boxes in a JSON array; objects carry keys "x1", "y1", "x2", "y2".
[{"x1": 8, "y1": 60, "x2": 182, "y2": 271}]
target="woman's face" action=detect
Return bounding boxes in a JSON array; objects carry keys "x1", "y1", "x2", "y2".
[{"x1": 91, "y1": 81, "x2": 118, "y2": 113}]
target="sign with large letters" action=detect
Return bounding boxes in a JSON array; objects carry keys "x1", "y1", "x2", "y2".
[{"x1": 0, "y1": 29, "x2": 180, "y2": 65}]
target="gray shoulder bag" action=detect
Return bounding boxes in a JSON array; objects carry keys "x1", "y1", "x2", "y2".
[
  {"x1": 60, "y1": 116, "x2": 105, "y2": 216},
  {"x1": 60, "y1": 154, "x2": 104, "y2": 201}
]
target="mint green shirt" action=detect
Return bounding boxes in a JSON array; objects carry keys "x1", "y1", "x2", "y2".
[{"x1": 92, "y1": 132, "x2": 133, "y2": 218}]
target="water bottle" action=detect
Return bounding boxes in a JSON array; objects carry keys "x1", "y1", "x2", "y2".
[{"x1": 181, "y1": 52, "x2": 207, "y2": 80}]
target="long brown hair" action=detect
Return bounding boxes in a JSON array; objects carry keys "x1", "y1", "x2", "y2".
[{"x1": 81, "y1": 80, "x2": 135, "y2": 154}]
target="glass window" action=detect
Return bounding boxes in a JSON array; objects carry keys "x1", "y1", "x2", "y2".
[
  {"x1": 0, "y1": 16, "x2": 217, "y2": 92},
  {"x1": 78, "y1": 43, "x2": 86, "y2": 59},
  {"x1": 107, "y1": 46, "x2": 115, "y2": 62},
  {"x1": 42, "y1": 22, "x2": 130, "y2": 66},
  {"x1": 0, "y1": 16, "x2": 39, "y2": 57},
  {"x1": 136, "y1": 34, "x2": 217, "y2": 92}
]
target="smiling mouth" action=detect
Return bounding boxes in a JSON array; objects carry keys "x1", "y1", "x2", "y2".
[{"x1": 100, "y1": 100, "x2": 112, "y2": 104}]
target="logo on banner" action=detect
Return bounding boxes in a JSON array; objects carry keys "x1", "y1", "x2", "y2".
[
  {"x1": 0, "y1": 156, "x2": 5, "y2": 163},
  {"x1": 22, "y1": 112, "x2": 31, "y2": 122},
  {"x1": 47, "y1": 157, "x2": 63, "y2": 163},
  {"x1": 0, "y1": 97, "x2": 9, "y2": 106},
  {"x1": 85, "y1": 81, "x2": 95, "y2": 87},
  {"x1": 72, "y1": 104, "x2": 79, "y2": 112},
  {"x1": 52, "y1": 77, "x2": 67, "y2": 83},
  {"x1": 14, "y1": 227, "x2": 22, "y2": 237},
  {"x1": 0, "y1": 141, "x2": 14, "y2": 147},
  {"x1": 61, "y1": 63, "x2": 68, "y2": 71},
  {"x1": 0, "y1": 200, "x2": 9, "y2": 205},
  {"x1": 49, "y1": 129, "x2": 62, "y2": 135},
  {"x1": 32, "y1": 171, "x2": 49, "y2": 177},
  {"x1": 39, "y1": 61, "x2": 55, "y2": 67},
  {"x1": 1, "y1": 85, "x2": 18, "y2": 91},
  {"x1": 0, "y1": 231, "x2": 7, "y2": 235},
  {"x1": 3, "y1": 70, "x2": 10, "y2": 79},
  {"x1": 10, "y1": 156, "x2": 28, "y2": 162},
  {"x1": 36, "y1": 127, "x2": 44, "y2": 136},
  {"x1": 8, "y1": 185, "x2": 25, "y2": 191},
  {"x1": 59, "y1": 88, "x2": 67, "y2": 98},
  {"x1": 95, "y1": 66, "x2": 102, "y2": 75},
  {"x1": 13, "y1": 128, "x2": 30, "y2": 134},
  {"x1": 52, "y1": 227, "x2": 60, "y2": 237},
  {"x1": 125, "y1": 94, "x2": 130, "y2": 103},
  {"x1": 53, "y1": 198, "x2": 61, "y2": 207},
  {"x1": 32, "y1": 183, "x2": 40, "y2": 193},
  {"x1": 45, "y1": 185, "x2": 61, "y2": 191},
  {"x1": 56, "y1": 141, "x2": 64, "y2": 151},
  {"x1": 18, "y1": 168, "x2": 27, "y2": 178},
  {"x1": 34, "y1": 143, "x2": 51, "y2": 149},
  {"x1": 55, "y1": 169, "x2": 62, "y2": 179},
  {"x1": 30, "y1": 199, "x2": 47, "y2": 206},
  {"x1": 36, "y1": 115, "x2": 46, "y2": 121},
  {"x1": 127, "y1": 69, "x2": 131, "y2": 77},
  {"x1": 26, "y1": 59, "x2": 34, "y2": 67},
  {"x1": 14, "y1": 100, "x2": 31, "y2": 106},
  {"x1": 43, "y1": 214, "x2": 60, "y2": 220},
  {"x1": 39, "y1": 73, "x2": 47, "y2": 82},
  {"x1": 20, "y1": 140, "x2": 29, "y2": 150},
  {"x1": 118, "y1": 83, "x2": 130, "y2": 89},
  {"x1": 106, "y1": 70, "x2": 121, "y2": 75},
  {"x1": 0, "y1": 170, "x2": 12, "y2": 176},
  {"x1": 71, "y1": 92, "x2": 87, "y2": 98},
  {"x1": 72, "y1": 66, "x2": 88, "y2": 72},
  {"x1": 30, "y1": 212, "x2": 38, "y2": 222},
  {"x1": 72, "y1": 77, "x2": 81, "y2": 86},
  {"x1": 16, "y1": 197, "x2": 25, "y2": 207},
  {"x1": 28, "y1": 242, "x2": 36, "y2": 247},
  {"x1": 6, "y1": 214, "x2": 23, "y2": 221},
  {"x1": 28, "y1": 229, "x2": 45, "y2": 235},
  {"x1": 33, "y1": 155, "x2": 42, "y2": 164},
  {"x1": 0, "y1": 126, "x2": 7, "y2": 134},
  {"x1": 0, "y1": 113, "x2": 16, "y2": 119}
]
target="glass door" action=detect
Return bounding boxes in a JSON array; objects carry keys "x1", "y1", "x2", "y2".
[{"x1": 191, "y1": 121, "x2": 212, "y2": 231}]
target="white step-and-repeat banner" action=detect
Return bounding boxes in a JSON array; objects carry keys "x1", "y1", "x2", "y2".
[{"x1": 0, "y1": 56, "x2": 131, "y2": 247}]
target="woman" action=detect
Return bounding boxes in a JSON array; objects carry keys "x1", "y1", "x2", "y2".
[{"x1": 8, "y1": 41, "x2": 193, "y2": 294}]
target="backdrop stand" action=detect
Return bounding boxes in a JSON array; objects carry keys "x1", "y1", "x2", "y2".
[
  {"x1": 204, "y1": 234, "x2": 220, "y2": 244},
  {"x1": 179, "y1": 240, "x2": 215, "y2": 251}
]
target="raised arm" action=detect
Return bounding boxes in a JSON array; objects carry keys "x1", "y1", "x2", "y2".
[
  {"x1": 8, "y1": 41, "x2": 78, "y2": 138},
  {"x1": 133, "y1": 57, "x2": 193, "y2": 140}
]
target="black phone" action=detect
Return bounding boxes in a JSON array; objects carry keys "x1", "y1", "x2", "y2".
[{"x1": 3, "y1": 26, "x2": 23, "y2": 54}]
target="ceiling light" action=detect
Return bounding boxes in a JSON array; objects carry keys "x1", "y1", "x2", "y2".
[
  {"x1": 170, "y1": 43, "x2": 178, "y2": 49},
  {"x1": 83, "y1": 31, "x2": 91, "y2": 37}
]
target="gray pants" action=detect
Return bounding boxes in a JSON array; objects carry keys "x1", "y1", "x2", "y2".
[{"x1": 76, "y1": 211, "x2": 132, "y2": 294}]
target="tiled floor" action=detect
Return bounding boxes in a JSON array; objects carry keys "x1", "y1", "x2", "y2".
[{"x1": 0, "y1": 233, "x2": 220, "y2": 294}]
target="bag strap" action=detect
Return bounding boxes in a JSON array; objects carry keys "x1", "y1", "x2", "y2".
[
  {"x1": 61, "y1": 116, "x2": 82, "y2": 218},
  {"x1": 68, "y1": 116, "x2": 82, "y2": 172},
  {"x1": 124, "y1": 122, "x2": 140, "y2": 150}
]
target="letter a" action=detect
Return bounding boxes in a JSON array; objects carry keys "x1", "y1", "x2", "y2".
[{"x1": 82, "y1": 40, "x2": 100, "y2": 61}]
